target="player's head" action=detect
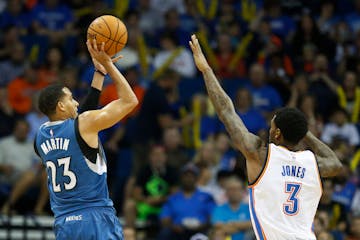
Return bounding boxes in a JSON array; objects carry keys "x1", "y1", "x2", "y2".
[
  {"x1": 269, "y1": 108, "x2": 308, "y2": 146},
  {"x1": 38, "y1": 84, "x2": 79, "y2": 120}
]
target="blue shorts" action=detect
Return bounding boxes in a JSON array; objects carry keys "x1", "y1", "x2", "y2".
[{"x1": 54, "y1": 207, "x2": 124, "y2": 240}]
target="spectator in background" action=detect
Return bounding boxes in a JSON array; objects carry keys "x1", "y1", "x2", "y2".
[
  {"x1": 179, "y1": 0, "x2": 199, "y2": 34},
  {"x1": 321, "y1": 108, "x2": 360, "y2": 150},
  {"x1": 74, "y1": 0, "x2": 110, "y2": 37},
  {"x1": 187, "y1": 94, "x2": 217, "y2": 147},
  {"x1": 0, "y1": 41, "x2": 27, "y2": 87},
  {"x1": 235, "y1": 88, "x2": 267, "y2": 135},
  {"x1": 123, "y1": 145, "x2": 178, "y2": 230},
  {"x1": 214, "y1": 132, "x2": 237, "y2": 172},
  {"x1": 25, "y1": 93, "x2": 48, "y2": 140},
  {"x1": 156, "y1": 8, "x2": 190, "y2": 47},
  {"x1": 31, "y1": 0, "x2": 76, "y2": 51},
  {"x1": 292, "y1": 14, "x2": 335, "y2": 61},
  {"x1": 263, "y1": 0, "x2": 295, "y2": 40},
  {"x1": 150, "y1": 0, "x2": 185, "y2": 15},
  {"x1": 7, "y1": 63, "x2": 48, "y2": 115},
  {"x1": 136, "y1": 0, "x2": 164, "y2": 39},
  {"x1": 158, "y1": 163, "x2": 215, "y2": 240},
  {"x1": 37, "y1": 45, "x2": 64, "y2": 84},
  {"x1": 133, "y1": 70, "x2": 191, "y2": 174},
  {"x1": 316, "y1": 0, "x2": 339, "y2": 34},
  {"x1": 1, "y1": 165, "x2": 48, "y2": 215},
  {"x1": 308, "y1": 54, "x2": 339, "y2": 120},
  {"x1": 212, "y1": 33, "x2": 246, "y2": 79},
  {"x1": 299, "y1": 94, "x2": 323, "y2": 137},
  {"x1": 245, "y1": 63, "x2": 283, "y2": 120},
  {"x1": 264, "y1": 36, "x2": 294, "y2": 104},
  {"x1": 153, "y1": 32, "x2": 195, "y2": 79},
  {"x1": 318, "y1": 231, "x2": 335, "y2": 240},
  {"x1": 287, "y1": 74, "x2": 311, "y2": 106},
  {"x1": 115, "y1": 12, "x2": 144, "y2": 72},
  {"x1": 346, "y1": 214, "x2": 360, "y2": 240},
  {"x1": 0, "y1": 120, "x2": 36, "y2": 200},
  {"x1": 320, "y1": 71, "x2": 360, "y2": 123},
  {"x1": 0, "y1": 87, "x2": 15, "y2": 138},
  {"x1": 0, "y1": 0, "x2": 31, "y2": 32},
  {"x1": 123, "y1": 227, "x2": 136, "y2": 240},
  {"x1": 0, "y1": 26, "x2": 22, "y2": 61},
  {"x1": 61, "y1": 66, "x2": 84, "y2": 101},
  {"x1": 345, "y1": 0, "x2": 360, "y2": 34},
  {"x1": 297, "y1": 43, "x2": 318, "y2": 74},
  {"x1": 162, "y1": 127, "x2": 190, "y2": 169},
  {"x1": 211, "y1": 177, "x2": 253, "y2": 240},
  {"x1": 317, "y1": 180, "x2": 347, "y2": 235},
  {"x1": 193, "y1": 140, "x2": 221, "y2": 200},
  {"x1": 215, "y1": 3, "x2": 241, "y2": 39}
]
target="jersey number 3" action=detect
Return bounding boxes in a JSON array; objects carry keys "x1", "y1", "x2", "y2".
[
  {"x1": 46, "y1": 157, "x2": 77, "y2": 193},
  {"x1": 283, "y1": 182, "x2": 301, "y2": 216}
]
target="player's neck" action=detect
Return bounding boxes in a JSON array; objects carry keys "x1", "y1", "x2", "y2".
[
  {"x1": 278, "y1": 142, "x2": 297, "y2": 152},
  {"x1": 49, "y1": 114, "x2": 69, "y2": 122}
]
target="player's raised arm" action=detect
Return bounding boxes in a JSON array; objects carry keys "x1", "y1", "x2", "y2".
[
  {"x1": 79, "y1": 40, "x2": 138, "y2": 134},
  {"x1": 189, "y1": 34, "x2": 263, "y2": 158},
  {"x1": 79, "y1": 51, "x2": 123, "y2": 113},
  {"x1": 303, "y1": 131, "x2": 342, "y2": 178}
]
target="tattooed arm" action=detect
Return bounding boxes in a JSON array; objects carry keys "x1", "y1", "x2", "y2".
[
  {"x1": 303, "y1": 131, "x2": 342, "y2": 177},
  {"x1": 189, "y1": 34, "x2": 263, "y2": 158}
]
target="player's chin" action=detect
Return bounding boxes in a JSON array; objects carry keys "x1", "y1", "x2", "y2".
[{"x1": 73, "y1": 111, "x2": 79, "y2": 118}]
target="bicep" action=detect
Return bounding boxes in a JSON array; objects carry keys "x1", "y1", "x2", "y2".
[
  {"x1": 80, "y1": 100, "x2": 133, "y2": 132},
  {"x1": 316, "y1": 155, "x2": 342, "y2": 178}
]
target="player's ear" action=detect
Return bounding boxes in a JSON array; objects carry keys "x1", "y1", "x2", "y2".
[{"x1": 57, "y1": 101, "x2": 66, "y2": 112}]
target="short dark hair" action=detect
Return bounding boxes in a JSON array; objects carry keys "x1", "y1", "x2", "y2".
[
  {"x1": 38, "y1": 84, "x2": 66, "y2": 116},
  {"x1": 274, "y1": 108, "x2": 308, "y2": 144}
]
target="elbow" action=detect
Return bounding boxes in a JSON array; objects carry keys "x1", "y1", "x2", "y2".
[
  {"x1": 130, "y1": 96, "x2": 139, "y2": 109},
  {"x1": 333, "y1": 160, "x2": 343, "y2": 176},
  {"x1": 126, "y1": 96, "x2": 139, "y2": 111}
]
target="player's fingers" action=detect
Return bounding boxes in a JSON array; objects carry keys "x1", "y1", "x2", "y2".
[
  {"x1": 100, "y1": 42, "x2": 105, "y2": 52},
  {"x1": 86, "y1": 40, "x2": 95, "y2": 55},
  {"x1": 191, "y1": 34, "x2": 196, "y2": 42},
  {"x1": 112, "y1": 55, "x2": 123, "y2": 62},
  {"x1": 189, "y1": 41, "x2": 194, "y2": 51},
  {"x1": 92, "y1": 39, "x2": 98, "y2": 51}
]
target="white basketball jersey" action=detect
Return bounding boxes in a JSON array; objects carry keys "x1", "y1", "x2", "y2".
[{"x1": 248, "y1": 143, "x2": 322, "y2": 240}]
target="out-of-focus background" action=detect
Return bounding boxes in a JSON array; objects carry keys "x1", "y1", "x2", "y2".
[{"x1": 0, "y1": 0, "x2": 360, "y2": 239}]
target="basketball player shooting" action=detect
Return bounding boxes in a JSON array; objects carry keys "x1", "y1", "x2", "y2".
[
  {"x1": 34, "y1": 39, "x2": 138, "y2": 240},
  {"x1": 189, "y1": 34, "x2": 342, "y2": 239}
]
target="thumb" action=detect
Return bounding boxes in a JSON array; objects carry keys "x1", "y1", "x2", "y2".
[{"x1": 111, "y1": 55, "x2": 123, "y2": 63}]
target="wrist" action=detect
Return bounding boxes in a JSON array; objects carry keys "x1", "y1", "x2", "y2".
[{"x1": 95, "y1": 69, "x2": 107, "y2": 76}]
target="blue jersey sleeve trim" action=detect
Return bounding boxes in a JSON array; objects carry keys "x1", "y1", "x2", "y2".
[{"x1": 74, "y1": 118, "x2": 99, "y2": 163}]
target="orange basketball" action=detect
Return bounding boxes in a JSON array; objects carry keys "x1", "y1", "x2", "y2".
[{"x1": 87, "y1": 15, "x2": 128, "y2": 57}]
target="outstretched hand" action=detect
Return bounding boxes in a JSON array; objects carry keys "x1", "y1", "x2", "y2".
[
  {"x1": 189, "y1": 34, "x2": 211, "y2": 73},
  {"x1": 86, "y1": 39, "x2": 123, "y2": 74}
]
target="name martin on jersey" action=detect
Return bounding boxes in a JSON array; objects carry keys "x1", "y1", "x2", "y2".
[
  {"x1": 281, "y1": 165, "x2": 306, "y2": 179},
  {"x1": 40, "y1": 138, "x2": 70, "y2": 155}
]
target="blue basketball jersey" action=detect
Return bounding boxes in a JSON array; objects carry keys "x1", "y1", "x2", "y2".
[{"x1": 35, "y1": 119, "x2": 113, "y2": 218}]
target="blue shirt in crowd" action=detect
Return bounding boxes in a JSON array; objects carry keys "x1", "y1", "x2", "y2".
[
  {"x1": 160, "y1": 189, "x2": 216, "y2": 226},
  {"x1": 246, "y1": 84, "x2": 283, "y2": 113},
  {"x1": 211, "y1": 202, "x2": 251, "y2": 240}
]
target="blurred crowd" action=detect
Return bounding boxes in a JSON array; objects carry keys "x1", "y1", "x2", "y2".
[{"x1": 0, "y1": 0, "x2": 360, "y2": 239}]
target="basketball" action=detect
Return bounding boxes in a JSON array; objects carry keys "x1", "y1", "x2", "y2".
[{"x1": 87, "y1": 15, "x2": 128, "y2": 57}]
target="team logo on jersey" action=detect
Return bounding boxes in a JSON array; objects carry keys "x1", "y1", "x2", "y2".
[{"x1": 50, "y1": 129, "x2": 54, "y2": 137}]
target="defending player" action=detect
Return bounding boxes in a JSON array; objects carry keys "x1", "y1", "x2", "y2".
[
  {"x1": 34, "y1": 39, "x2": 138, "y2": 239},
  {"x1": 189, "y1": 34, "x2": 342, "y2": 240}
]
